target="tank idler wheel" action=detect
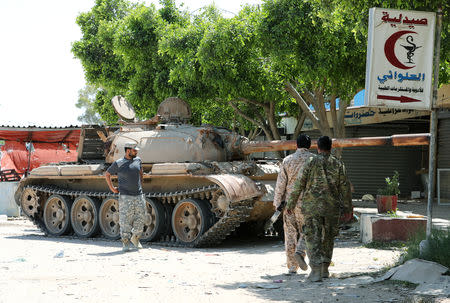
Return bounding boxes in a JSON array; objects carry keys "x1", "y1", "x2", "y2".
[
  {"x1": 43, "y1": 194, "x2": 73, "y2": 236},
  {"x1": 21, "y1": 188, "x2": 40, "y2": 217},
  {"x1": 99, "y1": 197, "x2": 121, "y2": 240},
  {"x1": 141, "y1": 198, "x2": 166, "y2": 242},
  {"x1": 171, "y1": 198, "x2": 214, "y2": 245},
  {"x1": 70, "y1": 196, "x2": 100, "y2": 238}
]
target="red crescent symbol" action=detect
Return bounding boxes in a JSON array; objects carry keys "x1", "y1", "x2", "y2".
[{"x1": 384, "y1": 30, "x2": 416, "y2": 70}]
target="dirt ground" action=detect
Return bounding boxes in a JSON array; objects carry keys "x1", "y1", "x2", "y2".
[{"x1": 1, "y1": 216, "x2": 448, "y2": 303}]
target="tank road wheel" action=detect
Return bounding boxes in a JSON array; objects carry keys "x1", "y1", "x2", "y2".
[
  {"x1": 99, "y1": 197, "x2": 121, "y2": 240},
  {"x1": 43, "y1": 195, "x2": 73, "y2": 236},
  {"x1": 171, "y1": 199, "x2": 214, "y2": 245},
  {"x1": 20, "y1": 188, "x2": 40, "y2": 217},
  {"x1": 140, "y1": 198, "x2": 166, "y2": 242},
  {"x1": 70, "y1": 196, "x2": 100, "y2": 238}
]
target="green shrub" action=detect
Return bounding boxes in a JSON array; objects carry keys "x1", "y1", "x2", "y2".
[
  {"x1": 402, "y1": 227, "x2": 450, "y2": 268},
  {"x1": 377, "y1": 171, "x2": 400, "y2": 196}
]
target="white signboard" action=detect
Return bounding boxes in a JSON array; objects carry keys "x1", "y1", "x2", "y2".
[{"x1": 365, "y1": 8, "x2": 436, "y2": 110}]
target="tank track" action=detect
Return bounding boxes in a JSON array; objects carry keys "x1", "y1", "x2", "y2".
[{"x1": 23, "y1": 185, "x2": 256, "y2": 248}]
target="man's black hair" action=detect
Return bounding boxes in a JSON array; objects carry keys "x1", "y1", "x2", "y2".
[
  {"x1": 317, "y1": 136, "x2": 332, "y2": 151},
  {"x1": 297, "y1": 134, "x2": 311, "y2": 149},
  {"x1": 124, "y1": 147, "x2": 131, "y2": 153}
]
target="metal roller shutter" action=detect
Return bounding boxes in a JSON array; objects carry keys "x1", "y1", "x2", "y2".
[
  {"x1": 342, "y1": 145, "x2": 424, "y2": 198},
  {"x1": 437, "y1": 115, "x2": 450, "y2": 202},
  {"x1": 303, "y1": 121, "x2": 429, "y2": 199}
]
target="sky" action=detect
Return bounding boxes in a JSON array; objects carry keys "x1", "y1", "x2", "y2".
[{"x1": 0, "y1": 0, "x2": 261, "y2": 127}]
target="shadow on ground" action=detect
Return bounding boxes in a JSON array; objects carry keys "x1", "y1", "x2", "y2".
[
  {"x1": 216, "y1": 272, "x2": 416, "y2": 303},
  {"x1": 5, "y1": 226, "x2": 364, "y2": 255}
]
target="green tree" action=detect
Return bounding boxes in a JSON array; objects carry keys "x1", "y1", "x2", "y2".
[
  {"x1": 310, "y1": 0, "x2": 449, "y2": 85},
  {"x1": 160, "y1": 5, "x2": 305, "y2": 147},
  {"x1": 75, "y1": 85, "x2": 104, "y2": 124},
  {"x1": 72, "y1": 0, "x2": 187, "y2": 124},
  {"x1": 259, "y1": 0, "x2": 365, "y2": 144},
  {"x1": 72, "y1": 0, "x2": 134, "y2": 123}
]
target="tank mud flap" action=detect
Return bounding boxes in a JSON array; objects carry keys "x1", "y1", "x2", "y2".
[
  {"x1": 187, "y1": 174, "x2": 266, "y2": 247},
  {"x1": 205, "y1": 174, "x2": 265, "y2": 202}
]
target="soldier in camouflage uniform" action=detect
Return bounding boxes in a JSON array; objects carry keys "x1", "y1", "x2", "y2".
[
  {"x1": 288, "y1": 136, "x2": 352, "y2": 282},
  {"x1": 273, "y1": 134, "x2": 313, "y2": 274},
  {"x1": 105, "y1": 142, "x2": 146, "y2": 251}
]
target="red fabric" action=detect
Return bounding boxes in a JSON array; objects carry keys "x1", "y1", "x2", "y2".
[{"x1": 0, "y1": 133, "x2": 79, "y2": 176}]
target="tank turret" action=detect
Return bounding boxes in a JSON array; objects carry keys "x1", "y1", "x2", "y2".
[{"x1": 105, "y1": 96, "x2": 248, "y2": 164}]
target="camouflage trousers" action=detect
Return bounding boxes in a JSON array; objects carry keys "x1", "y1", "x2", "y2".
[
  {"x1": 283, "y1": 204, "x2": 306, "y2": 271},
  {"x1": 118, "y1": 194, "x2": 146, "y2": 240},
  {"x1": 303, "y1": 215, "x2": 340, "y2": 266}
]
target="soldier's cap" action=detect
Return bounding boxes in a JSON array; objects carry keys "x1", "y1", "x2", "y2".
[{"x1": 124, "y1": 142, "x2": 140, "y2": 150}]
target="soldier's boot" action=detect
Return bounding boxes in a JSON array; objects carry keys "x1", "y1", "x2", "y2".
[
  {"x1": 130, "y1": 234, "x2": 143, "y2": 249},
  {"x1": 321, "y1": 262, "x2": 330, "y2": 278},
  {"x1": 294, "y1": 253, "x2": 308, "y2": 271},
  {"x1": 122, "y1": 238, "x2": 131, "y2": 252},
  {"x1": 307, "y1": 265, "x2": 323, "y2": 282},
  {"x1": 287, "y1": 266, "x2": 297, "y2": 275}
]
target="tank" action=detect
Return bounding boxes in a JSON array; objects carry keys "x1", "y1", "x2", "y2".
[
  {"x1": 14, "y1": 97, "x2": 282, "y2": 247},
  {"x1": 15, "y1": 97, "x2": 430, "y2": 247}
]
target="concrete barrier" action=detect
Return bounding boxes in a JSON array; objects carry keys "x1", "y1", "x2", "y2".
[
  {"x1": 0, "y1": 182, "x2": 20, "y2": 216},
  {"x1": 361, "y1": 213, "x2": 426, "y2": 243}
]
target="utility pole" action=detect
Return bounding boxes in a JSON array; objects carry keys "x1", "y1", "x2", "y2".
[{"x1": 423, "y1": 7, "x2": 442, "y2": 252}]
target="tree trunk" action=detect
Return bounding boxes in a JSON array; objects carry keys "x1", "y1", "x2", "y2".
[
  {"x1": 333, "y1": 98, "x2": 350, "y2": 158},
  {"x1": 233, "y1": 98, "x2": 284, "y2": 159},
  {"x1": 285, "y1": 82, "x2": 334, "y2": 137},
  {"x1": 293, "y1": 111, "x2": 307, "y2": 140}
]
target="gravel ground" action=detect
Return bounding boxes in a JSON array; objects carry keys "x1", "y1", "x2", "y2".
[{"x1": 2, "y1": 218, "x2": 447, "y2": 303}]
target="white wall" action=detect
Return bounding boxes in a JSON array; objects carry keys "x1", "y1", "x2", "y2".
[{"x1": 0, "y1": 182, "x2": 20, "y2": 216}]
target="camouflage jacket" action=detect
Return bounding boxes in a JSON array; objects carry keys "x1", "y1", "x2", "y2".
[
  {"x1": 287, "y1": 153, "x2": 352, "y2": 217},
  {"x1": 273, "y1": 148, "x2": 313, "y2": 209}
]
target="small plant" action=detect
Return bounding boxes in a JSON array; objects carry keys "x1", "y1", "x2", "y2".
[
  {"x1": 377, "y1": 171, "x2": 400, "y2": 196},
  {"x1": 386, "y1": 208, "x2": 399, "y2": 217}
]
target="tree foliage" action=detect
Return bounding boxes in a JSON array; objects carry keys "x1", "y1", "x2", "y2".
[
  {"x1": 75, "y1": 84, "x2": 104, "y2": 125},
  {"x1": 72, "y1": 0, "x2": 448, "y2": 145},
  {"x1": 310, "y1": 0, "x2": 449, "y2": 85},
  {"x1": 258, "y1": 0, "x2": 366, "y2": 140}
]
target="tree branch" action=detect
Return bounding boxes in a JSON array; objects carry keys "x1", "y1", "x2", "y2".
[
  {"x1": 229, "y1": 100, "x2": 272, "y2": 139},
  {"x1": 238, "y1": 97, "x2": 269, "y2": 110},
  {"x1": 284, "y1": 81, "x2": 321, "y2": 130}
]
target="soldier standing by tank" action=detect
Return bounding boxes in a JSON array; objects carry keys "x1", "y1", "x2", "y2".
[
  {"x1": 273, "y1": 134, "x2": 312, "y2": 274},
  {"x1": 105, "y1": 142, "x2": 146, "y2": 252},
  {"x1": 287, "y1": 136, "x2": 352, "y2": 282}
]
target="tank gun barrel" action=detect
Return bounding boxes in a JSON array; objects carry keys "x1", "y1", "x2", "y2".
[{"x1": 241, "y1": 133, "x2": 430, "y2": 154}]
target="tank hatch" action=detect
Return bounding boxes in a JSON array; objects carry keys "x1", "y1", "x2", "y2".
[
  {"x1": 157, "y1": 97, "x2": 191, "y2": 123},
  {"x1": 111, "y1": 95, "x2": 136, "y2": 121}
]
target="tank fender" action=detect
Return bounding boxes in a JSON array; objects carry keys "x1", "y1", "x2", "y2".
[{"x1": 205, "y1": 174, "x2": 265, "y2": 202}]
